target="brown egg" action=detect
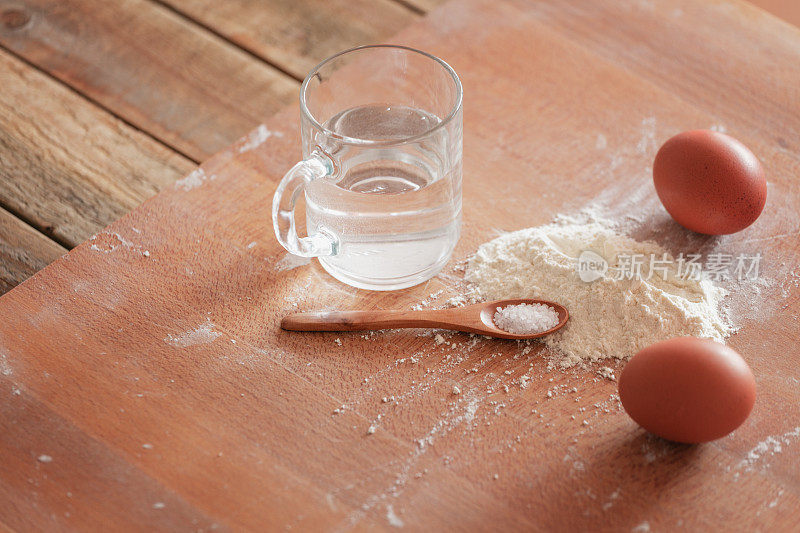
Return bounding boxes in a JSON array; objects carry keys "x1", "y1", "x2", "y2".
[
  {"x1": 653, "y1": 130, "x2": 767, "y2": 235},
  {"x1": 619, "y1": 337, "x2": 756, "y2": 443}
]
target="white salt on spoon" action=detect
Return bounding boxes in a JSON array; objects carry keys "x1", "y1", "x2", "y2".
[{"x1": 493, "y1": 302, "x2": 561, "y2": 335}]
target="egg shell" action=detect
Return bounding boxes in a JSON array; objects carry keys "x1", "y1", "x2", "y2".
[
  {"x1": 653, "y1": 130, "x2": 767, "y2": 235},
  {"x1": 619, "y1": 337, "x2": 756, "y2": 444}
]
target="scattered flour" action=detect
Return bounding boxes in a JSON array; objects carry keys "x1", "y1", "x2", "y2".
[
  {"x1": 237, "y1": 124, "x2": 283, "y2": 154},
  {"x1": 466, "y1": 213, "x2": 732, "y2": 367},
  {"x1": 89, "y1": 232, "x2": 133, "y2": 253},
  {"x1": 636, "y1": 116, "x2": 657, "y2": 155},
  {"x1": 598, "y1": 367, "x2": 616, "y2": 381},
  {"x1": 88, "y1": 231, "x2": 152, "y2": 260},
  {"x1": 0, "y1": 350, "x2": 11, "y2": 376},
  {"x1": 445, "y1": 294, "x2": 468, "y2": 307},
  {"x1": 735, "y1": 426, "x2": 800, "y2": 471},
  {"x1": 342, "y1": 391, "x2": 482, "y2": 527},
  {"x1": 174, "y1": 167, "x2": 217, "y2": 191},
  {"x1": 274, "y1": 253, "x2": 311, "y2": 272},
  {"x1": 385, "y1": 504, "x2": 404, "y2": 528},
  {"x1": 411, "y1": 289, "x2": 445, "y2": 310},
  {"x1": 463, "y1": 396, "x2": 480, "y2": 423},
  {"x1": 165, "y1": 319, "x2": 222, "y2": 348}
]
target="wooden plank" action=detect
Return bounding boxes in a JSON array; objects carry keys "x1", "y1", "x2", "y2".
[
  {"x1": 158, "y1": 0, "x2": 418, "y2": 79},
  {"x1": 0, "y1": 0, "x2": 298, "y2": 161},
  {"x1": 0, "y1": 209, "x2": 65, "y2": 296},
  {"x1": 509, "y1": 0, "x2": 800, "y2": 157},
  {"x1": 1, "y1": 0, "x2": 800, "y2": 529},
  {"x1": 0, "y1": 48, "x2": 193, "y2": 248},
  {"x1": 0, "y1": 377, "x2": 221, "y2": 531}
]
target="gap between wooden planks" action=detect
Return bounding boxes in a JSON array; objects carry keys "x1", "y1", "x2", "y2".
[{"x1": 0, "y1": 209, "x2": 66, "y2": 295}]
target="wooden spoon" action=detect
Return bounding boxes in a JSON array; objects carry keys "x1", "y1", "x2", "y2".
[{"x1": 280, "y1": 298, "x2": 569, "y2": 340}]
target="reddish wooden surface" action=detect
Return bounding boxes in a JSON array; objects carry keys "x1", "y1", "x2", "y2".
[
  {"x1": 1, "y1": 0, "x2": 799, "y2": 530},
  {"x1": 750, "y1": 0, "x2": 800, "y2": 27}
]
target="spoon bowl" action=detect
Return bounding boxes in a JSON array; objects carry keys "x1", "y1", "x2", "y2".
[
  {"x1": 475, "y1": 298, "x2": 569, "y2": 339},
  {"x1": 281, "y1": 298, "x2": 569, "y2": 340}
]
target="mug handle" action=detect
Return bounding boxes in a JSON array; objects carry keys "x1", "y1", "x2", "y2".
[{"x1": 272, "y1": 151, "x2": 338, "y2": 257}]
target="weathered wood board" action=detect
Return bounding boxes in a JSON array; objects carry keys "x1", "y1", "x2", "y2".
[
  {"x1": 160, "y1": 0, "x2": 419, "y2": 80},
  {"x1": 0, "y1": 0, "x2": 297, "y2": 161},
  {"x1": 0, "y1": 48, "x2": 193, "y2": 248},
  {"x1": 0, "y1": 209, "x2": 66, "y2": 295},
  {"x1": 1, "y1": 0, "x2": 799, "y2": 530}
]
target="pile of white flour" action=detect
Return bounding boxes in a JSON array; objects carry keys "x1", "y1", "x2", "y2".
[{"x1": 465, "y1": 214, "x2": 733, "y2": 368}]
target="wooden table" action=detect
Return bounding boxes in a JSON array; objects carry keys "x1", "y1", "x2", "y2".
[
  {"x1": 0, "y1": 0, "x2": 796, "y2": 295},
  {"x1": 1, "y1": 0, "x2": 799, "y2": 530}
]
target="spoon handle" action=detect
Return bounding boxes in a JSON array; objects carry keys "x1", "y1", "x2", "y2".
[{"x1": 281, "y1": 309, "x2": 461, "y2": 332}]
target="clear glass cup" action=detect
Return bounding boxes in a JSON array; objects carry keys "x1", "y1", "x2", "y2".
[{"x1": 272, "y1": 45, "x2": 463, "y2": 291}]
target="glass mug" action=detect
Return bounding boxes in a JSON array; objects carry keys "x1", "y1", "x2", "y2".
[{"x1": 272, "y1": 45, "x2": 463, "y2": 291}]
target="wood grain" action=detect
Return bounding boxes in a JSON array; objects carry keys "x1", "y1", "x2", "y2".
[
  {"x1": 1, "y1": 0, "x2": 799, "y2": 530},
  {"x1": 0, "y1": 208, "x2": 65, "y2": 295},
  {"x1": 0, "y1": 379, "x2": 221, "y2": 531},
  {"x1": 512, "y1": 0, "x2": 800, "y2": 157},
  {"x1": 399, "y1": 0, "x2": 446, "y2": 14},
  {"x1": 159, "y1": 0, "x2": 418, "y2": 80},
  {"x1": 0, "y1": 48, "x2": 192, "y2": 247},
  {"x1": 0, "y1": 0, "x2": 298, "y2": 161}
]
